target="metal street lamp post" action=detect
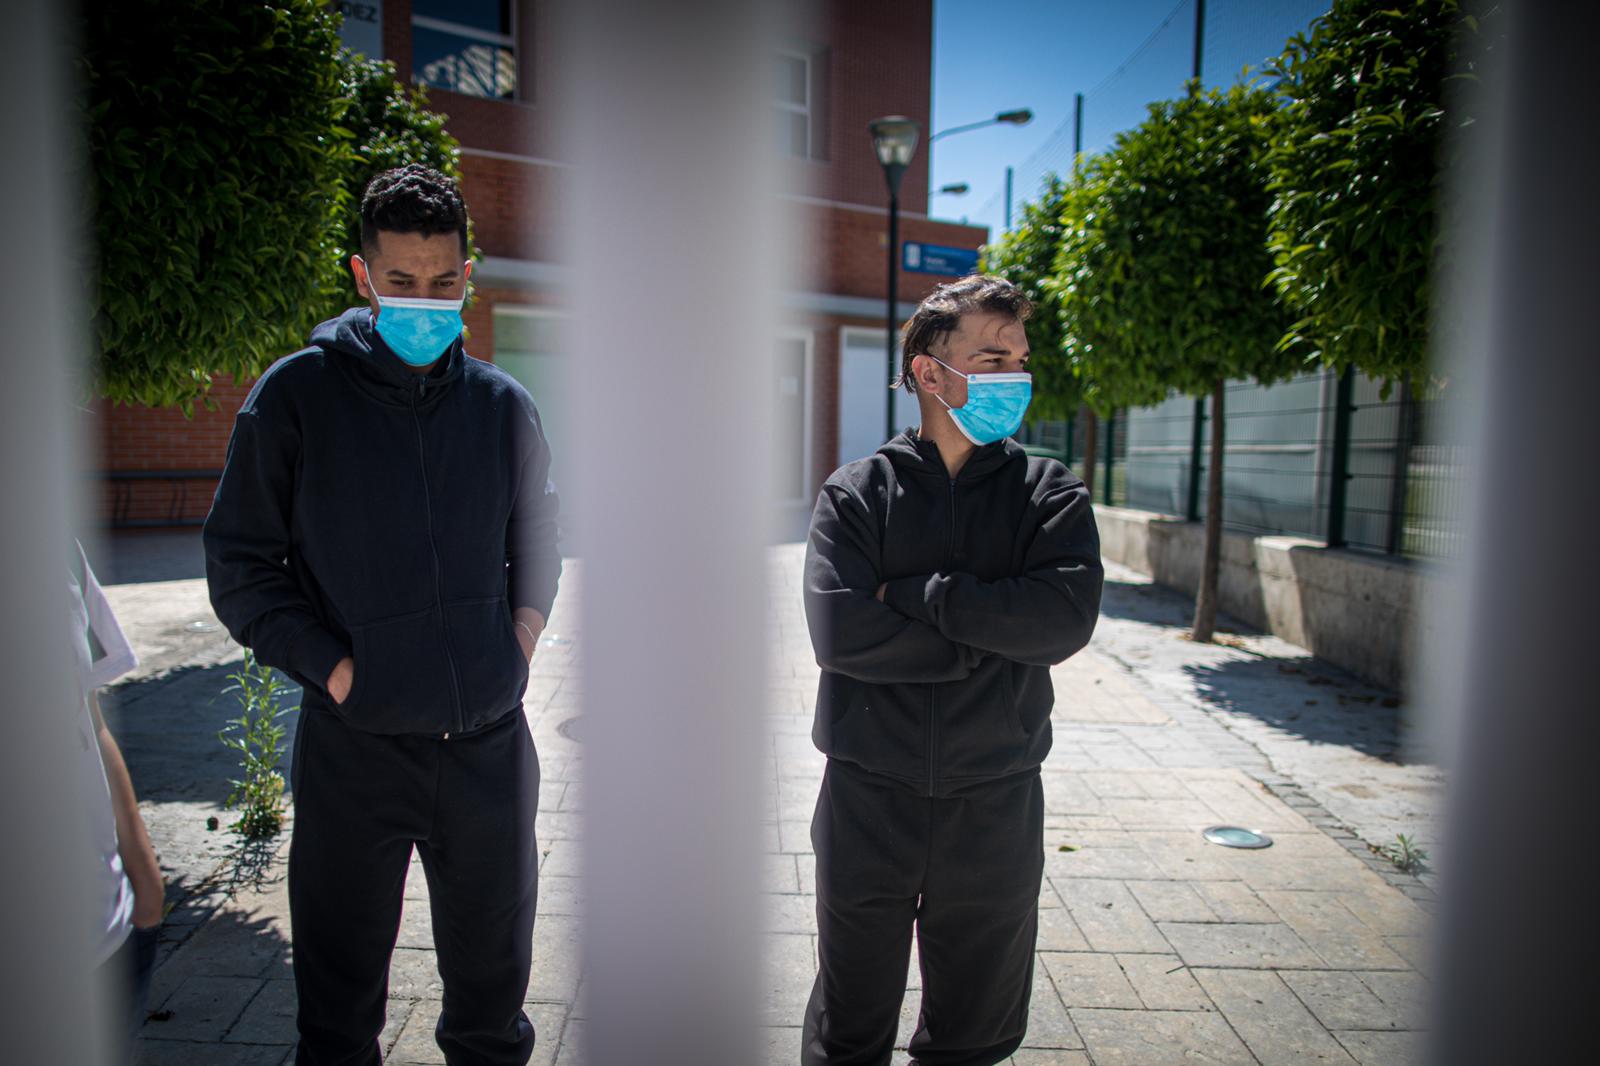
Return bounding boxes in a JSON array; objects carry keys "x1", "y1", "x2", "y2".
[{"x1": 869, "y1": 115, "x2": 919, "y2": 444}]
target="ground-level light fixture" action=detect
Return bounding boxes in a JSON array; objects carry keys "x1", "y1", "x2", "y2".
[{"x1": 1202, "y1": 825, "x2": 1274, "y2": 849}]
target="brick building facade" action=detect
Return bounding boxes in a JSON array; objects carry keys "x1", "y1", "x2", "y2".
[{"x1": 98, "y1": 0, "x2": 985, "y2": 530}]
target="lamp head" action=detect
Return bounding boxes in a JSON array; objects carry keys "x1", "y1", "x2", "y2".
[
  {"x1": 995, "y1": 108, "x2": 1034, "y2": 126},
  {"x1": 869, "y1": 116, "x2": 920, "y2": 166}
]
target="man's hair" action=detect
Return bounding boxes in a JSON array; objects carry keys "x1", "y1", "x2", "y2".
[
  {"x1": 896, "y1": 274, "x2": 1032, "y2": 392},
  {"x1": 359, "y1": 164, "x2": 469, "y2": 258}
]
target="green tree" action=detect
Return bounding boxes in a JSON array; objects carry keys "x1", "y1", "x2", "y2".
[
  {"x1": 982, "y1": 175, "x2": 1084, "y2": 422},
  {"x1": 1264, "y1": 0, "x2": 1482, "y2": 385},
  {"x1": 982, "y1": 175, "x2": 1103, "y2": 493},
  {"x1": 83, "y1": 0, "x2": 353, "y2": 411},
  {"x1": 328, "y1": 52, "x2": 479, "y2": 314},
  {"x1": 1051, "y1": 84, "x2": 1296, "y2": 642}
]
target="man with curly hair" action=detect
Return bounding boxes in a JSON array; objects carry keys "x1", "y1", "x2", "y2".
[{"x1": 204, "y1": 164, "x2": 560, "y2": 1066}]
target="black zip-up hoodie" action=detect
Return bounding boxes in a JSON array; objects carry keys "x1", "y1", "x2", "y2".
[
  {"x1": 804, "y1": 432, "x2": 1103, "y2": 796},
  {"x1": 203, "y1": 307, "x2": 561, "y2": 737}
]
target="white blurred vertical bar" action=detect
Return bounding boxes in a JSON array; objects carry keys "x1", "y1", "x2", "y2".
[
  {"x1": 0, "y1": 0, "x2": 106, "y2": 1060},
  {"x1": 563, "y1": 2, "x2": 775, "y2": 1064},
  {"x1": 1425, "y1": 1, "x2": 1600, "y2": 1062}
]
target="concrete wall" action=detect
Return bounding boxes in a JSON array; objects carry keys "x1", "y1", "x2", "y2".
[{"x1": 1095, "y1": 505, "x2": 1442, "y2": 692}]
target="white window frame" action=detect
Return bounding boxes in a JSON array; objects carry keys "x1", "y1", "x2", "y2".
[
  {"x1": 838, "y1": 325, "x2": 917, "y2": 467},
  {"x1": 774, "y1": 327, "x2": 815, "y2": 505},
  {"x1": 840, "y1": 324, "x2": 899, "y2": 386},
  {"x1": 773, "y1": 48, "x2": 812, "y2": 159},
  {"x1": 490, "y1": 302, "x2": 565, "y2": 363},
  {"x1": 413, "y1": 7, "x2": 520, "y2": 100}
]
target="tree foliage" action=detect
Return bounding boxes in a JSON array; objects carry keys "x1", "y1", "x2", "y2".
[
  {"x1": 84, "y1": 0, "x2": 352, "y2": 411},
  {"x1": 1264, "y1": 0, "x2": 1480, "y2": 384},
  {"x1": 329, "y1": 52, "x2": 477, "y2": 314},
  {"x1": 980, "y1": 175, "x2": 1086, "y2": 422},
  {"x1": 1050, "y1": 83, "x2": 1297, "y2": 408}
]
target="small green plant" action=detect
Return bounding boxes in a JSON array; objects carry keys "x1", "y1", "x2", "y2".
[
  {"x1": 218, "y1": 651, "x2": 296, "y2": 840},
  {"x1": 1378, "y1": 833, "x2": 1430, "y2": 875}
]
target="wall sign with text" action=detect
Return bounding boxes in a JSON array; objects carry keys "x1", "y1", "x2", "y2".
[
  {"x1": 329, "y1": 0, "x2": 383, "y2": 59},
  {"x1": 902, "y1": 241, "x2": 980, "y2": 277}
]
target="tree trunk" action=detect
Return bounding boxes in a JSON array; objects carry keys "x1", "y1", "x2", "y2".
[
  {"x1": 1191, "y1": 377, "x2": 1225, "y2": 642},
  {"x1": 1080, "y1": 406, "x2": 1098, "y2": 499}
]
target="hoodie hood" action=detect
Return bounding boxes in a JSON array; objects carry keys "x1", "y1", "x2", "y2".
[
  {"x1": 311, "y1": 306, "x2": 465, "y2": 407},
  {"x1": 876, "y1": 429, "x2": 1024, "y2": 482}
]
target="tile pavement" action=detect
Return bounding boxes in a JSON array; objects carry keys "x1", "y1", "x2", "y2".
[
  {"x1": 128, "y1": 543, "x2": 1435, "y2": 1065},
  {"x1": 759, "y1": 544, "x2": 1434, "y2": 1065}
]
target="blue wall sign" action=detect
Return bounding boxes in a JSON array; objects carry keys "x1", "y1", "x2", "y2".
[{"x1": 902, "y1": 241, "x2": 980, "y2": 277}]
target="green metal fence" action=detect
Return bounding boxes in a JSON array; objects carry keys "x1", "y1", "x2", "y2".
[{"x1": 1018, "y1": 369, "x2": 1463, "y2": 559}]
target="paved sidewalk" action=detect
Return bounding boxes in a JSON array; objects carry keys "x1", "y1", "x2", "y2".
[
  {"x1": 106, "y1": 533, "x2": 1436, "y2": 1065},
  {"x1": 103, "y1": 535, "x2": 586, "y2": 1065},
  {"x1": 760, "y1": 544, "x2": 1434, "y2": 1065}
]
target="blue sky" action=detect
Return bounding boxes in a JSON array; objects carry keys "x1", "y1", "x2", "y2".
[{"x1": 929, "y1": 0, "x2": 1331, "y2": 236}]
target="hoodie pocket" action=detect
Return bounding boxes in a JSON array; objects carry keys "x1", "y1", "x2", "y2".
[
  {"x1": 812, "y1": 672, "x2": 926, "y2": 783},
  {"x1": 443, "y1": 597, "x2": 530, "y2": 730},
  {"x1": 341, "y1": 607, "x2": 457, "y2": 734}
]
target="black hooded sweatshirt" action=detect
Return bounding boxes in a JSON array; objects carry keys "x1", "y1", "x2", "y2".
[
  {"x1": 804, "y1": 432, "x2": 1103, "y2": 796},
  {"x1": 202, "y1": 307, "x2": 561, "y2": 737}
]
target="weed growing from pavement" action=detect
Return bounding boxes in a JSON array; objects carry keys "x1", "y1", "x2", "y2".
[
  {"x1": 218, "y1": 651, "x2": 295, "y2": 839},
  {"x1": 1376, "y1": 832, "x2": 1430, "y2": 875}
]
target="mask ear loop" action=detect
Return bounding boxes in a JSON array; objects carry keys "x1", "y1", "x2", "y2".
[
  {"x1": 354, "y1": 255, "x2": 387, "y2": 312},
  {"x1": 926, "y1": 354, "x2": 969, "y2": 412}
]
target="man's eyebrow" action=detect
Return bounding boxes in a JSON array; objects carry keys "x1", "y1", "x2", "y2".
[
  {"x1": 977, "y1": 345, "x2": 1029, "y2": 357},
  {"x1": 381, "y1": 267, "x2": 460, "y2": 280}
]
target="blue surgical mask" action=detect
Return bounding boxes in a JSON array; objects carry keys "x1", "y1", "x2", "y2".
[
  {"x1": 929, "y1": 355, "x2": 1033, "y2": 445},
  {"x1": 358, "y1": 256, "x2": 466, "y2": 367}
]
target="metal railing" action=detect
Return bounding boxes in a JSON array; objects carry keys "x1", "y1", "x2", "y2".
[{"x1": 101, "y1": 469, "x2": 221, "y2": 529}]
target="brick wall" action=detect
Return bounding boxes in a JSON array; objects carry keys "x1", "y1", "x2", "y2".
[
  {"x1": 458, "y1": 153, "x2": 559, "y2": 262},
  {"x1": 795, "y1": 202, "x2": 986, "y2": 302},
  {"x1": 94, "y1": 379, "x2": 248, "y2": 527},
  {"x1": 96, "y1": 284, "x2": 534, "y2": 528},
  {"x1": 99, "y1": 0, "x2": 954, "y2": 524},
  {"x1": 778, "y1": 0, "x2": 934, "y2": 214}
]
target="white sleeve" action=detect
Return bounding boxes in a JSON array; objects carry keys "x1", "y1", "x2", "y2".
[{"x1": 79, "y1": 543, "x2": 138, "y2": 688}]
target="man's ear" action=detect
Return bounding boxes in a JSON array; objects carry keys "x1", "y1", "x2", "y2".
[
  {"x1": 913, "y1": 353, "x2": 942, "y2": 393},
  {"x1": 350, "y1": 254, "x2": 371, "y2": 299}
]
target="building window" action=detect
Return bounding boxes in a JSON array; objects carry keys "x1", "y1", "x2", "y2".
[
  {"x1": 774, "y1": 50, "x2": 811, "y2": 158},
  {"x1": 413, "y1": 0, "x2": 517, "y2": 100}
]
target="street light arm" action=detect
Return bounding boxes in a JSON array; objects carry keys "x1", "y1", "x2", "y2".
[
  {"x1": 929, "y1": 117, "x2": 998, "y2": 143},
  {"x1": 929, "y1": 108, "x2": 1033, "y2": 143}
]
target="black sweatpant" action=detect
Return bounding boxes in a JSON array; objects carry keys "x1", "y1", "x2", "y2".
[
  {"x1": 802, "y1": 760, "x2": 1045, "y2": 1066},
  {"x1": 288, "y1": 707, "x2": 540, "y2": 1066}
]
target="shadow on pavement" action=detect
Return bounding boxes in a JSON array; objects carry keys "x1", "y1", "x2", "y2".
[
  {"x1": 1181, "y1": 655, "x2": 1417, "y2": 763},
  {"x1": 1097, "y1": 575, "x2": 1256, "y2": 634},
  {"x1": 1095, "y1": 573, "x2": 1424, "y2": 765},
  {"x1": 90, "y1": 529, "x2": 208, "y2": 585},
  {"x1": 138, "y1": 889, "x2": 297, "y2": 1054},
  {"x1": 104, "y1": 662, "x2": 303, "y2": 810}
]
